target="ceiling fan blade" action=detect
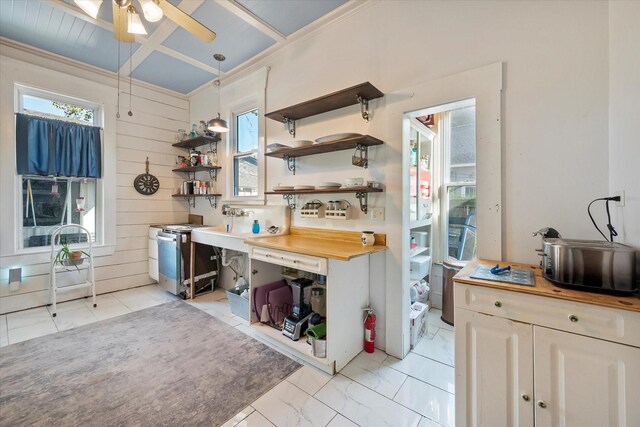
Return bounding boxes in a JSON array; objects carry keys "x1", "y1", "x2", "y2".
[
  {"x1": 112, "y1": 2, "x2": 134, "y2": 42},
  {"x1": 156, "y1": 0, "x2": 216, "y2": 43}
]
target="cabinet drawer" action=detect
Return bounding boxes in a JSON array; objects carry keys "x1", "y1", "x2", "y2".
[
  {"x1": 455, "y1": 282, "x2": 640, "y2": 348},
  {"x1": 250, "y1": 247, "x2": 327, "y2": 275}
]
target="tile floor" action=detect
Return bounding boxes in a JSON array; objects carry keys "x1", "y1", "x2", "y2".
[{"x1": 0, "y1": 285, "x2": 455, "y2": 427}]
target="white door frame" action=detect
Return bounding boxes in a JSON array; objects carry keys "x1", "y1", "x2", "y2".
[{"x1": 383, "y1": 62, "x2": 503, "y2": 358}]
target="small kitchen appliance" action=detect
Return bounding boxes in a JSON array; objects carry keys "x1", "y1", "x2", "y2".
[
  {"x1": 282, "y1": 278, "x2": 314, "y2": 340},
  {"x1": 534, "y1": 228, "x2": 639, "y2": 295}
]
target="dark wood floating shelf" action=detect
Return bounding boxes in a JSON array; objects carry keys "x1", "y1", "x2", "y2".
[
  {"x1": 266, "y1": 186, "x2": 382, "y2": 196},
  {"x1": 265, "y1": 135, "x2": 383, "y2": 159},
  {"x1": 172, "y1": 135, "x2": 220, "y2": 149},
  {"x1": 265, "y1": 82, "x2": 384, "y2": 123},
  {"x1": 172, "y1": 194, "x2": 222, "y2": 198},
  {"x1": 172, "y1": 165, "x2": 221, "y2": 173}
]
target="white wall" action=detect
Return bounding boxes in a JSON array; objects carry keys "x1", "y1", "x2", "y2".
[
  {"x1": 609, "y1": 1, "x2": 640, "y2": 248},
  {"x1": 189, "y1": 1, "x2": 612, "y2": 355},
  {"x1": 0, "y1": 45, "x2": 189, "y2": 314}
]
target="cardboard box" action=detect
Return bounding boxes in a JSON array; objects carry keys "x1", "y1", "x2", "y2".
[{"x1": 410, "y1": 302, "x2": 429, "y2": 349}]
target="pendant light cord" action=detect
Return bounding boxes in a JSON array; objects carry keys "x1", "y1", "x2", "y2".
[
  {"x1": 116, "y1": 38, "x2": 121, "y2": 118},
  {"x1": 128, "y1": 41, "x2": 133, "y2": 116}
]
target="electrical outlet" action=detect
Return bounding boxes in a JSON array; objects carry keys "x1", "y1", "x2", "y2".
[
  {"x1": 615, "y1": 190, "x2": 625, "y2": 207},
  {"x1": 370, "y1": 207, "x2": 385, "y2": 221},
  {"x1": 9, "y1": 267, "x2": 21, "y2": 292}
]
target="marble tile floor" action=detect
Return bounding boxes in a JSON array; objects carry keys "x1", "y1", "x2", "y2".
[{"x1": 0, "y1": 286, "x2": 455, "y2": 427}]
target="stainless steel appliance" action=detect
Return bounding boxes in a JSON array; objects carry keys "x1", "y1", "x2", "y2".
[
  {"x1": 282, "y1": 278, "x2": 314, "y2": 340},
  {"x1": 540, "y1": 238, "x2": 639, "y2": 295},
  {"x1": 157, "y1": 224, "x2": 218, "y2": 299}
]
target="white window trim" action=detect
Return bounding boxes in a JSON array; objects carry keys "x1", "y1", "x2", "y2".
[
  {"x1": 224, "y1": 94, "x2": 265, "y2": 204},
  {"x1": 11, "y1": 84, "x2": 109, "y2": 258}
]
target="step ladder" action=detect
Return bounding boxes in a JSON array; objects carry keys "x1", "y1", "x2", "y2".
[{"x1": 49, "y1": 224, "x2": 96, "y2": 317}]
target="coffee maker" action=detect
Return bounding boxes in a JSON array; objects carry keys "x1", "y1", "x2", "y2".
[{"x1": 282, "y1": 278, "x2": 314, "y2": 340}]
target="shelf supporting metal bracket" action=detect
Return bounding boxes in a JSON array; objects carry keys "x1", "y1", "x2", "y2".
[
  {"x1": 208, "y1": 168, "x2": 218, "y2": 181},
  {"x1": 352, "y1": 144, "x2": 369, "y2": 168},
  {"x1": 187, "y1": 171, "x2": 195, "y2": 181},
  {"x1": 283, "y1": 116, "x2": 296, "y2": 138},
  {"x1": 357, "y1": 95, "x2": 370, "y2": 122},
  {"x1": 284, "y1": 155, "x2": 296, "y2": 175},
  {"x1": 209, "y1": 140, "x2": 218, "y2": 154},
  {"x1": 186, "y1": 196, "x2": 195, "y2": 208},
  {"x1": 355, "y1": 192, "x2": 369, "y2": 213},
  {"x1": 282, "y1": 194, "x2": 296, "y2": 210},
  {"x1": 205, "y1": 195, "x2": 218, "y2": 209}
]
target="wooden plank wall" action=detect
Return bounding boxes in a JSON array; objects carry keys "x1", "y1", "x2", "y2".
[{"x1": 0, "y1": 88, "x2": 190, "y2": 314}]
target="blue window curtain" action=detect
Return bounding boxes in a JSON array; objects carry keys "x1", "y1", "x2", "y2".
[{"x1": 15, "y1": 113, "x2": 102, "y2": 178}]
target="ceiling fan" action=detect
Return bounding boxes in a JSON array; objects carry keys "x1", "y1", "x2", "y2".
[{"x1": 73, "y1": 0, "x2": 216, "y2": 43}]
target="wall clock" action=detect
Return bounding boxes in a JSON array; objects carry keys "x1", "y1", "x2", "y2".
[{"x1": 134, "y1": 157, "x2": 160, "y2": 195}]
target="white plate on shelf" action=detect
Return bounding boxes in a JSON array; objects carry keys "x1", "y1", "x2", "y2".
[
  {"x1": 267, "y1": 143, "x2": 290, "y2": 152},
  {"x1": 317, "y1": 182, "x2": 342, "y2": 188},
  {"x1": 293, "y1": 185, "x2": 315, "y2": 190},
  {"x1": 314, "y1": 133, "x2": 362, "y2": 144},
  {"x1": 292, "y1": 140, "x2": 314, "y2": 148},
  {"x1": 273, "y1": 185, "x2": 294, "y2": 191}
]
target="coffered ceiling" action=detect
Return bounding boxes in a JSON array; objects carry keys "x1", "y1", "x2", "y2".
[{"x1": 0, "y1": 0, "x2": 349, "y2": 94}]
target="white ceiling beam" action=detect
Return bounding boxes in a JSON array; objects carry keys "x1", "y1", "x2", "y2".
[
  {"x1": 50, "y1": 0, "x2": 218, "y2": 76},
  {"x1": 215, "y1": 0, "x2": 286, "y2": 42}
]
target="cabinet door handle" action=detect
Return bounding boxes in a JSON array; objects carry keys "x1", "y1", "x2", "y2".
[
  {"x1": 494, "y1": 301, "x2": 502, "y2": 308},
  {"x1": 537, "y1": 400, "x2": 547, "y2": 409},
  {"x1": 568, "y1": 314, "x2": 578, "y2": 322},
  {"x1": 522, "y1": 394, "x2": 530, "y2": 402}
]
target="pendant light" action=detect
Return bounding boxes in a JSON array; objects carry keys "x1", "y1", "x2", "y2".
[
  {"x1": 127, "y1": 5, "x2": 147, "y2": 35},
  {"x1": 208, "y1": 54, "x2": 229, "y2": 133},
  {"x1": 73, "y1": 0, "x2": 103, "y2": 19}
]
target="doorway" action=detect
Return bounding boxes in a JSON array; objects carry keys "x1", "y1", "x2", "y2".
[{"x1": 400, "y1": 99, "x2": 478, "y2": 421}]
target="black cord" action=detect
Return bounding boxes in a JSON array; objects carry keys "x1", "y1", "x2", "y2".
[
  {"x1": 587, "y1": 197, "x2": 619, "y2": 242},
  {"x1": 605, "y1": 200, "x2": 618, "y2": 242}
]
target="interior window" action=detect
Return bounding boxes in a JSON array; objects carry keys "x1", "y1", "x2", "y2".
[
  {"x1": 16, "y1": 87, "x2": 101, "y2": 250},
  {"x1": 233, "y1": 109, "x2": 259, "y2": 197},
  {"x1": 443, "y1": 106, "x2": 477, "y2": 260}
]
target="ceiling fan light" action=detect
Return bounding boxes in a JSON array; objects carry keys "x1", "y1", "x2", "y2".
[
  {"x1": 207, "y1": 115, "x2": 229, "y2": 133},
  {"x1": 140, "y1": 0, "x2": 163, "y2": 22},
  {"x1": 73, "y1": 0, "x2": 103, "y2": 19},
  {"x1": 127, "y1": 6, "x2": 147, "y2": 35}
]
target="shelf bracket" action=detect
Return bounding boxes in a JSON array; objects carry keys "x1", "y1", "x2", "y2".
[
  {"x1": 282, "y1": 194, "x2": 296, "y2": 210},
  {"x1": 185, "y1": 196, "x2": 196, "y2": 208},
  {"x1": 352, "y1": 144, "x2": 369, "y2": 168},
  {"x1": 209, "y1": 140, "x2": 217, "y2": 154},
  {"x1": 283, "y1": 116, "x2": 296, "y2": 138},
  {"x1": 356, "y1": 95, "x2": 370, "y2": 122},
  {"x1": 208, "y1": 168, "x2": 218, "y2": 181},
  {"x1": 205, "y1": 195, "x2": 218, "y2": 209},
  {"x1": 188, "y1": 171, "x2": 195, "y2": 181},
  {"x1": 355, "y1": 192, "x2": 369, "y2": 213},
  {"x1": 284, "y1": 155, "x2": 296, "y2": 175}
]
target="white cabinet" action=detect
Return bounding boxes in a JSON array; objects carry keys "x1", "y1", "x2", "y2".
[
  {"x1": 248, "y1": 250, "x2": 376, "y2": 374},
  {"x1": 148, "y1": 226, "x2": 161, "y2": 281},
  {"x1": 534, "y1": 327, "x2": 640, "y2": 427},
  {"x1": 455, "y1": 283, "x2": 640, "y2": 427},
  {"x1": 455, "y1": 309, "x2": 533, "y2": 427}
]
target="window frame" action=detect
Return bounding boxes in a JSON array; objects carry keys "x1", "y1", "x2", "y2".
[
  {"x1": 14, "y1": 84, "x2": 105, "y2": 254},
  {"x1": 441, "y1": 106, "x2": 477, "y2": 262},
  {"x1": 225, "y1": 95, "x2": 265, "y2": 204}
]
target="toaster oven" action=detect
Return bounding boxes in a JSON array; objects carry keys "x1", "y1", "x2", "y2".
[{"x1": 540, "y1": 238, "x2": 639, "y2": 295}]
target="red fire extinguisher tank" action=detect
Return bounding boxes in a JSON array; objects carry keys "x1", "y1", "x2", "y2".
[{"x1": 364, "y1": 309, "x2": 376, "y2": 353}]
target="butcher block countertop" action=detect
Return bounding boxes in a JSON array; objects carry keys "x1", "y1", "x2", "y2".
[
  {"x1": 245, "y1": 227, "x2": 387, "y2": 261},
  {"x1": 455, "y1": 259, "x2": 640, "y2": 313}
]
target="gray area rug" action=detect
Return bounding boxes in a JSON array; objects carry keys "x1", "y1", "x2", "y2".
[{"x1": 0, "y1": 301, "x2": 301, "y2": 427}]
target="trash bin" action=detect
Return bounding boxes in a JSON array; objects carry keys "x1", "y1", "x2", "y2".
[{"x1": 442, "y1": 260, "x2": 466, "y2": 326}]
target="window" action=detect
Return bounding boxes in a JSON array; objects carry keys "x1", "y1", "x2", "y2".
[
  {"x1": 232, "y1": 109, "x2": 259, "y2": 197},
  {"x1": 443, "y1": 106, "x2": 477, "y2": 261},
  {"x1": 16, "y1": 86, "x2": 102, "y2": 250}
]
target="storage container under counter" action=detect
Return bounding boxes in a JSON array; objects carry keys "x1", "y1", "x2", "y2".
[{"x1": 410, "y1": 255, "x2": 431, "y2": 279}]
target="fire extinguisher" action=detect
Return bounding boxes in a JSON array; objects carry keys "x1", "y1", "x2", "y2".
[{"x1": 363, "y1": 307, "x2": 376, "y2": 353}]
